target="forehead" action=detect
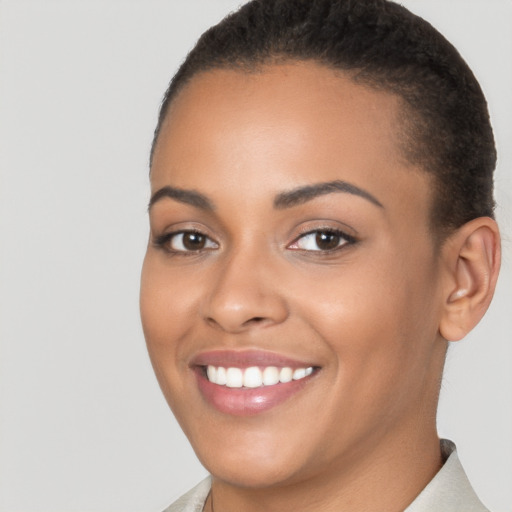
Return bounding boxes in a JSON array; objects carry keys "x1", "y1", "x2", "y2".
[
  {"x1": 151, "y1": 62, "x2": 431, "y2": 225},
  {"x1": 155, "y1": 62, "x2": 404, "y2": 176}
]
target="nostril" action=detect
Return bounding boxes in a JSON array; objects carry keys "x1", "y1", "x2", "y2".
[
  {"x1": 244, "y1": 316, "x2": 266, "y2": 325},
  {"x1": 206, "y1": 315, "x2": 268, "y2": 331}
]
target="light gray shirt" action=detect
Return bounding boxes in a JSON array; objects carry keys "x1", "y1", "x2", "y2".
[{"x1": 163, "y1": 440, "x2": 489, "y2": 512}]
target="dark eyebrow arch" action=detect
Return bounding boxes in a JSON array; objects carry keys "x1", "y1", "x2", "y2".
[
  {"x1": 148, "y1": 186, "x2": 214, "y2": 211},
  {"x1": 274, "y1": 180, "x2": 384, "y2": 209}
]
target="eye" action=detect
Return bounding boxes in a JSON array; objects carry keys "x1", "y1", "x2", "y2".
[
  {"x1": 288, "y1": 229, "x2": 355, "y2": 252},
  {"x1": 154, "y1": 230, "x2": 219, "y2": 253}
]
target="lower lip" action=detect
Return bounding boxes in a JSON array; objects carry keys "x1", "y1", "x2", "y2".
[{"x1": 195, "y1": 369, "x2": 314, "y2": 416}]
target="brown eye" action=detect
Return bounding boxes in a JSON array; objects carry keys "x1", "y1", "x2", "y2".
[
  {"x1": 166, "y1": 231, "x2": 218, "y2": 252},
  {"x1": 288, "y1": 229, "x2": 355, "y2": 252},
  {"x1": 182, "y1": 232, "x2": 206, "y2": 250},
  {"x1": 315, "y1": 231, "x2": 341, "y2": 250}
]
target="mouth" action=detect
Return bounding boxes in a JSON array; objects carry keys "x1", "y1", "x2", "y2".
[
  {"x1": 191, "y1": 350, "x2": 320, "y2": 416},
  {"x1": 204, "y1": 364, "x2": 314, "y2": 387}
]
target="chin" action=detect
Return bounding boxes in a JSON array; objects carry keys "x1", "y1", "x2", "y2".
[
  {"x1": 190, "y1": 428, "x2": 311, "y2": 489},
  {"x1": 205, "y1": 457, "x2": 301, "y2": 489}
]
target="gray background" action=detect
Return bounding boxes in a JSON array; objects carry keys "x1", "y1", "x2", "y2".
[{"x1": 0, "y1": 1, "x2": 510, "y2": 511}]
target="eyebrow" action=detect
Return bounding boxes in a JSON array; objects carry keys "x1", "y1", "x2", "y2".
[
  {"x1": 148, "y1": 186, "x2": 214, "y2": 211},
  {"x1": 273, "y1": 180, "x2": 383, "y2": 209},
  {"x1": 148, "y1": 179, "x2": 383, "y2": 212}
]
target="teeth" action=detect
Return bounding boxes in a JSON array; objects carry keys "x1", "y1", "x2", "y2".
[
  {"x1": 205, "y1": 365, "x2": 314, "y2": 387},
  {"x1": 243, "y1": 366, "x2": 263, "y2": 388},
  {"x1": 225, "y1": 367, "x2": 243, "y2": 388},
  {"x1": 262, "y1": 366, "x2": 280, "y2": 385},
  {"x1": 292, "y1": 368, "x2": 307, "y2": 380},
  {"x1": 206, "y1": 365, "x2": 216, "y2": 382},
  {"x1": 279, "y1": 367, "x2": 293, "y2": 383},
  {"x1": 216, "y1": 366, "x2": 227, "y2": 385}
]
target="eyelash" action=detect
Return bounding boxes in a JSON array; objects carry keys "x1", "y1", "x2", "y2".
[
  {"x1": 153, "y1": 228, "x2": 357, "y2": 256},
  {"x1": 287, "y1": 228, "x2": 357, "y2": 253},
  {"x1": 153, "y1": 230, "x2": 219, "y2": 254}
]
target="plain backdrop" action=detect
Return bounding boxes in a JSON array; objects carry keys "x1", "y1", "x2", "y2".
[{"x1": 0, "y1": 1, "x2": 510, "y2": 511}]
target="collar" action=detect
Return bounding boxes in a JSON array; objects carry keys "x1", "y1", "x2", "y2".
[{"x1": 405, "y1": 439, "x2": 489, "y2": 512}]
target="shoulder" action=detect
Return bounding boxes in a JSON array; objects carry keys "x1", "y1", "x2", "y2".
[{"x1": 162, "y1": 477, "x2": 211, "y2": 512}]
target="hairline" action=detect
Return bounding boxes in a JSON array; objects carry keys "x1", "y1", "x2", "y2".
[{"x1": 150, "y1": 57, "x2": 456, "y2": 245}]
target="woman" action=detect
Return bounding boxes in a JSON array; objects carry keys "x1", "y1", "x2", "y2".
[{"x1": 140, "y1": 0, "x2": 501, "y2": 510}]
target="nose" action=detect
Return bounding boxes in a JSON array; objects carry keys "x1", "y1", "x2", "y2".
[{"x1": 202, "y1": 249, "x2": 289, "y2": 334}]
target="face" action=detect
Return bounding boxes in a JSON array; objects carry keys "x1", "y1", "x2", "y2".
[{"x1": 141, "y1": 62, "x2": 447, "y2": 489}]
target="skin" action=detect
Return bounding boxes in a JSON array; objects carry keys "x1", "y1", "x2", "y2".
[{"x1": 140, "y1": 62, "x2": 500, "y2": 512}]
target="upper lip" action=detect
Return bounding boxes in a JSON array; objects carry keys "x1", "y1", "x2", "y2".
[{"x1": 191, "y1": 349, "x2": 318, "y2": 369}]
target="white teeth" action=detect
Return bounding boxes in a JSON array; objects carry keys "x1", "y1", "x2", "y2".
[
  {"x1": 262, "y1": 366, "x2": 280, "y2": 385},
  {"x1": 292, "y1": 368, "x2": 307, "y2": 380},
  {"x1": 225, "y1": 367, "x2": 243, "y2": 388},
  {"x1": 243, "y1": 366, "x2": 263, "y2": 388},
  {"x1": 207, "y1": 365, "x2": 216, "y2": 382},
  {"x1": 216, "y1": 366, "x2": 227, "y2": 385},
  {"x1": 279, "y1": 367, "x2": 293, "y2": 383},
  {"x1": 206, "y1": 365, "x2": 314, "y2": 387}
]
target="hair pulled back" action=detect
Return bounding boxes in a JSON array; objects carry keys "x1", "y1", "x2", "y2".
[{"x1": 152, "y1": 0, "x2": 496, "y2": 236}]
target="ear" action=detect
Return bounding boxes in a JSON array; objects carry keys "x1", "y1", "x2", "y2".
[{"x1": 439, "y1": 217, "x2": 501, "y2": 342}]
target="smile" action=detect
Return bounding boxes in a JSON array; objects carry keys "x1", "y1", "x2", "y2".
[
  {"x1": 192, "y1": 350, "x2": 319, "y2": 415},
  {"x1": 205, "y1": 365, "x2": 315, "y2": 388}
]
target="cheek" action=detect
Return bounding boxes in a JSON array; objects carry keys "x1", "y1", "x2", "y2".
[
  {"x1": 140, "y1": 255, "x2": 197, "y2": 374},
  {"x1": 292, "y1": 247, "x2": 441, "y2": 384},
  {"x1": 140, "y1": 255, "x2": 204, "y2": 426},
  {"x1": 287, "y1": 257, "x2": 441, "y2": 450}
]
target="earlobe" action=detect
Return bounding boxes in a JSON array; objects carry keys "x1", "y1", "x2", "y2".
[{"x1": 439, "y1": 217, "x2": 501, "y2": 342}]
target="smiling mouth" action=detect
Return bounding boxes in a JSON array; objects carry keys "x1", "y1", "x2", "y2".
[
  {"x1": 204, "y1": 365, "x2": 315, "y2": 388},
  {"x1": 191, "y1": 350, "x2": 320, "y2": 415}
]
